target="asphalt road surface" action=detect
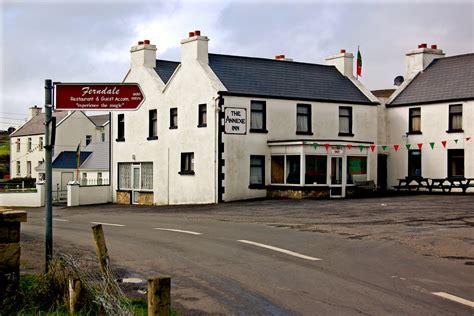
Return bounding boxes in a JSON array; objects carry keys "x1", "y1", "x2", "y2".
[{"x1": 20, "y1": 197, "x2": 474, "y2": 315}]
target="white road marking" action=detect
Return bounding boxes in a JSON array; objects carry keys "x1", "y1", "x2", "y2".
[
  {"x1": 90, "y1": 222, "x2": 125, "y2": 227},
  {"x1": 53, "y1": 218, "x2": 69, "y2": 222},
  {"x1": 432, "y1": 292, "x2": 474, "y2": 308},
  {"x1": 237, "y1": 240, "x2": 322, "y2": 261},
  {"x1": 154, "y1": 228, "x2": 202, "y2": 235}
]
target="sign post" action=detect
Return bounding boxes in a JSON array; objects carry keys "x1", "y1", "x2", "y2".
[{"x1": 44, "y1": 79, "x2": 53, "y2": 271}]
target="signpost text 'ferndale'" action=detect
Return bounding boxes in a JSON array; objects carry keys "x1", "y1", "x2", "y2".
[{"x1": 55, "y1": 83, "x2": 145, "y2": 110}]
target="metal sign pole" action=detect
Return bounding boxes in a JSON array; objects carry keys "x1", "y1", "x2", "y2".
[{"x1": 44, "y1": 79, "x2": 53, "y2": 271}]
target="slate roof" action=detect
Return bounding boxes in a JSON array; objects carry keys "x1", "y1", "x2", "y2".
[
  {"x1": 10, "y1": 112, "x2": 69, "y2": 137},
  {"x1": 389, "y1": 54, "x2": 474, "y2": 106},
  {"x1": 155, "y1": 54, "x2": 374, "y2": 105},
  {"x1": 52, "y1": 151, "x2": 92, "y2": 169},
  {"x1": 80, "y1": 142, "x2": 109, "y2": 169},
  {"x1": 88, "y1": 114, "x2": 110, "y2": 127}
]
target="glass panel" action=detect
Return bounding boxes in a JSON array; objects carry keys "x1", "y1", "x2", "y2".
[
  {"x1": 133, "y1": 167, "x2": 140, "y2": 190},
  {"x1": 448, "y1": 149, "x2": 464, "y2": 177},
  {"x1": 297, "y1": 115, "x2": 308, "y2": 132},
  {"x1": 347, "y1": 156, "x2": 367, "y2": 184},
  {"x1": 339, "y1": 117, "x2": 350, "y2": 133},
  {"x1": 271, "y1": 156, "x2": 285, "y2": 184},
  {"x1": 452, "y1": 114, "x2": 462, "y2": 130},
  {"x1": 286, "y1": 155, "x2": 300, "y2": 184},
  {"x1": 340, "y1": 108, "x2": 350, "y2": 116},
  {"x1": 251, "y1": 111, "x2": 263, "y2": 129},
  {"x1": 331, "y1": 157, "x2": 343, "y2": 184},
  {"x1": 141, "y1": 163, "x2": 153, "y2": 190},
  {"x1": 408, "y1": 150, "x2": 422, "y2": 176},
  {"x1": 118, "y1": 163, "x2": 131, "y2": 189},
  {"x1": 412, "y1": 116, "x2": 421, "y2": 131},
  {"x1": 305, "y1": 155, "x2": 327, "y2": 184}
]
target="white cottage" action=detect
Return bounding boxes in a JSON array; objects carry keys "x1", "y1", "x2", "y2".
[
  {"x1": 381, "y1": 45, "x2": 473, "y2": 189},
  {"x1": 112, "y1": 32, "x2": 379, "y2": 205}
]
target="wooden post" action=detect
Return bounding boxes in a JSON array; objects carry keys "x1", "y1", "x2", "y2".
[
  {"x1": 91, "y1": 224, "x2": 109, "y2": 276},
  {"x1": 68, "y1": 278, "x2": 81, "y2": 314},
  {"x1": 147, "y1": 277, "x2": 171, "y2": 316}
]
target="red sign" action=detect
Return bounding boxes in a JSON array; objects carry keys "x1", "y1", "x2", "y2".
[{"x1": 55, "y1": 83, "x2": 145, "y2": 111}]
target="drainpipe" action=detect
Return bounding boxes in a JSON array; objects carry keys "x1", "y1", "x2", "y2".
[{"x1": 216, "y1": 93, "x2": 224, "y2": 203}]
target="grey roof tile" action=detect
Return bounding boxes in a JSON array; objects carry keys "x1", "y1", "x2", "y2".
[
  {"x1": 88, "y1": 114, "x2": 110, "y2": 127},
  {"x1": 389, "y1": 54, "x2": 474, "y2": 106},
  {"x1": 10, "y1": 111, "x2": 69, "y2": 137},
  {"x1": 155, "y1": 60, "x2": 180, "y2": 84}
]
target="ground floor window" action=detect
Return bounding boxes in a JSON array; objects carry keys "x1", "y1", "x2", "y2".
[
  {"x1": 118, "y1": 162, "x2": 153, "y2": 190},
  {"x1": 118, "y1": 163, "x2": 131, "y2": 189},
  {"x1": 249, "y1": 155, "x2": 265, "y2": 187},
  {"x1": 286, "y1": 156, "x2": 301, "y2": 184},
  {"x1": 347, "y1": 156, "x2": 367, "y2": 184},
  {"x1": 141, "y1": 163, "x2": 153, "y2": 189},
  {"x1": 447, "y1": 149, "x2": 464, "y2": 177},
  {"x1": 97, "y1": 172, "x2": 103, "y2": 185},
  {"x1": 408, "y1": 150, "x2": 422, "y2": 177},
  {"x1": 27, "y1": 161, "x2": 32, "y2": 177},
  {"x1": 271, "y1": 156, "x2": 285, "y2": 184},
  {"x1": 305, "y1": 155, "x2": 327, "y2": 184},
  {"x1": 180, "y1": 153, "x2": 194, "y2": 174}
]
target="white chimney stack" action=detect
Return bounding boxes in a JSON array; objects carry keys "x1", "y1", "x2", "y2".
[
  {"x1": 325, "y1": 49, "x2": 354, "y2": 78},
  {"x1": 28, "y1": 105, "x2": 42, "y2": 120},
  {"x1": 181, "y1": 30, "x2": 209, "y2": 64},
  {"x1": 130, "y1": 39, "x2": 157, "y2": 68},
  {"x1": 405, "y1": 43, "x2": 445, "y2": 79}
]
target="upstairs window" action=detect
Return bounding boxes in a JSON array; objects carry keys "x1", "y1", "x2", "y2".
[
  {"x1": 249, "y1": 155, "x2": 265, "y2": 188},
  {"x1": 148, "y1": 109, "x2": 158, "y2": 140},
  {"x1": 39, "y1": 137, "x2": 44, "y2": 150},
  {"x1": 339, "y1": 106, "x2": 353, "y2": 136},
  {"x1": 86, "y1": 135, "x2": 92, "y2": 146},
  {"x1": 180, "y1": 152, "x2": 194, "y2": 175},
  {"x1": 250, "y1": 101, "x2": 267, "y2": 132},
  {"x1": 117, "y1": 114, "x2": 125, "y2": 141},
  {"x1": 16, "y1": 138, "x2": 20, "y2": 152},
  {"x1": 198, "y1": 104, "x2": 207, "y2": 127},
  {"x1": 27, "y1": 138, "x2": 32, "y2": 151},
  {"x1": 296, "y1": 104, "x2": 312, "y2": 134},
  {"x1": 170, "y1": 108, "x2": 178, "y2": 129},
  {"x1": 448, "y1": 104, "x2": 462, "y2": 132},
  {"x1": 408, "y1": 108, "x2": 421, "y2": 133}
]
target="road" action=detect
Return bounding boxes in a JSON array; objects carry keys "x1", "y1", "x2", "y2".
[{"x1": 21, "y1": 198, "x2": 474, "y2": 315}]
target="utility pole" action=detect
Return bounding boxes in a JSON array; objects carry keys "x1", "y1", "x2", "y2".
[{"x1": 44, "y1": 79, "x2": 53, "y2": 271}]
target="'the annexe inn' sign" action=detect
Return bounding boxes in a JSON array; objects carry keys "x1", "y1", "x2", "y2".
[{"x1": 224, "y1": 107, "x2": 247, "y2": 134}]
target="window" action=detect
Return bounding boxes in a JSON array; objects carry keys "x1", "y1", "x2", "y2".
[
  {"x1": 81, "y1": 172, "x2": 88, "y2": 186},
  {"x1": 249, "y1": 155, "x2": 265, "y2": 188},
  {"x1": 305, "y1": 155, "x2": 327, "y2": 184},
  {"x1": 271, "y1": 156, "x2": 285, "y2": 184},
  {"x1": 141, "y1": 162, "x2": 153, "y2": 190},
  {"x1": 170, "y1": 108, "x2": 178, "y2": 129},
  {"x1": 16, "y1": 139, "x2": 20, "y2": 152},
  {"x1": 296, "y1": 104, "x2": 312, "y2": 134},
  {"x1": 117, "y1": 114, "x2": 125, "y2": 141},
  {"x1": 16, "y1": 161, "x2": 20, "y2": 175},
  {"x1": 118, "y1": 163, "x2": 131, "y2": 189},
  {"x1": 448, "y1": 104, "x2": 462, "y2": 132},
  {"x1": 180, "y1": 153, "x2": 194, "y2": 174},
  {"x1": 408, "y1": 150, "x2": 422, "y2": 177},
  {"x1": 286, "y1": 155, "x2": 301, "y2": 184},
  {"x1": 39, "y1": 137, "x2": 43, "y2": 150},
  {"x1": 408, "y1": 108, "x2": 421, "y2": 133},
  {"x1": 347, "y1": 156, "x2": 367, "y2": 184},
  {"x1": 86, "y1": 135, "x2": 92, "y2": 146},
  {"x1": 148, "y1": 109, "x2": 158, "y2": 140},
  {"x1": 250, "y1": 101, "x2": 267, "y2": 132},
  {"x1": 447, "y1": 149, "x2": 464, "y2": 177},
  {"x1": 101, "y1": 133, "x2": 106, "y2": 142},
  {"x1": 27, "y1": 161, "x2": 32, "y2": 177},
  {"x1": 198, "y1": 104, "x2": 207, "y2": 127},
  {"x1": 339, "y1": 107, "x2": 353, "y2": 136},
  {"x1": 27, "y1": 138, "x2": 32, "y2": 151},
  {"x1": 97, "y1": 172, "x2": 103, "y2": 185}
]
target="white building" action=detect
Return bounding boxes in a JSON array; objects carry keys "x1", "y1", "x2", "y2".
[
  {"x1": 112, "y1": 32, "x2": 379, "y2": 205},
  {"x1": 10, "y1": 109, "x2": 109, "y2": 180},
  {"x1": 382, "y1": 45, "x2": 473, "y2": 188}
]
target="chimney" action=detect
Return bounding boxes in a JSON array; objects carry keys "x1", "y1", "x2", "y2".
[
  {"x1": 130, "y1": 39, "x2": 157, "y2": 68},
  {"x1": 274, "y1": 54, "x2": 293, "y2": 61},
  {"x1": 180, "y1": 30, "x2": 209, "y2": 64},
  {"x1": 29, "y1": 105, "x2": 42, "y2": 119},
  {"x1": 405, "y1": 43, "x2": 445, "y2": 78},
  {"x1": 325, "y1": 49, "x2": 354, "y2": 78}
]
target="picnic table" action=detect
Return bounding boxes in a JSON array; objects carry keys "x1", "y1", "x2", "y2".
[
  {"x1": 396, "y1": 176, "x2": 430, "y2": 191},
  {"x1": 445, "y1": 176, "x2": 474, "y2": 193}
]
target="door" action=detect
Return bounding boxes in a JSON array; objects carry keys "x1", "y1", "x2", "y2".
[
  {"x1": 330, "y1": 157, "x2": 343, "y2": 197},
  {"x1": 61, "y1": 172, "x2": 74, "y2": 190},
  {"x1": 377, "y1": 154, "x2": 388, "y2": 190},
  {"x1": 132, "y1": 165, "x2": 140, "y2": 204}
]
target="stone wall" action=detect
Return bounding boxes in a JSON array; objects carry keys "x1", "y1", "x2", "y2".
[
  {"x1": 116, "y1": 191, "x2": 131, "y2": 204},
  {"x1": 267, "y1": 187, "x2": 330, "y2": 199},
  {"x1": 138, "y1": 192, "x2": 154, "y2": 205}
]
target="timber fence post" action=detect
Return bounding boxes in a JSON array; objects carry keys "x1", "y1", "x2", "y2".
[{"x1": 147, "y1": 277, "x2": 171, "y2": 316}]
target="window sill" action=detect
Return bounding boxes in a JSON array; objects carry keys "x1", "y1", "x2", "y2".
[
  {"x1": 296, "y1": 131, "x2": 313, "y2": 135},
  {"x1": 197, "y1": 124, "x2": 207, "y2": 128},
  {"x1": 248, "y1": 184, "x2": 266, "y2": 190},
  {"x1": 249, "y1": 129, "x2": 268, "y2": 133},
  {"x1": 338, "y1": 132, "x2": 354, "y2": 137},
  {"x1": 169, "y1": 126, "x2": 178, "y2": 130},
  {"x1": 115, "y1": 138, "x2": 125, "y2": 142},
  {"x1": 178, "y1": 171, "x2": 195, "y2": 175},
  {"x1": 406, "y1": 131, "x2": 422, "y2": 135},
  {"x1": 446, "y1": 129, "x2": 464, "y2": 133},
  {"x1": 147, "y1": 136, "x2": 159, "y2": 141}
]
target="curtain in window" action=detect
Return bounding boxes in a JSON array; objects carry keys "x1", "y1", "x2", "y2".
[
  {"x1": 452, "y1": 115, "x2": 462, "y2": 130},
  {"x1": 118, "y1": 163, "x2": 131, "y2": 189},
  {"x1": 251, "y1": 111, "x2": 263, "y2": 129},
  {"x1": 339, "y1": 117, "x2": 350, "y2": 133},
  {"x1": 141, "y1": 163, "x2": 153, "y2": 190},
  {"x1": 412, "y1": 116, "x2": 421, "y2": 131},
  {"x1": 297, "y1": 115, "x2": 308, "y2": 132}
]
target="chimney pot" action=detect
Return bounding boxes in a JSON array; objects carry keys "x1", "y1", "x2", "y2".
[
  {"x1": 194, "y1": 30, "x2": 201, "y2": 36},
  {"x1": 431, "y1": 44, "x2": 437, "y2": 49},
  {"x1": 340, "y1": 49, "x2": 346, "y2": 53},
  {"x1": 138, "y1": 41, "x2": 144, "y2": 45},
  {"x1": 144, "y1": 39, "x2": 150, "y2": 45},
  {"x1": 418, "y1": 43, "x2": 427, "y2": 48},
  {"x1": 189, "y1": 31, "x2": 195, "y2": 37}
]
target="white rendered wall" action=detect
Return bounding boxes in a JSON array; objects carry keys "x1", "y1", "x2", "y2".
[
  {"x1": 55, "y1": 111, "x2": 100, "y2": 153},
  {"x1": 386, "y1": 100, "x2": 473, "y2": 188},
  {"x1": 10, "y1": 134, "x2": 45, "y2": 179},
  {"x1": 79, "y1": 185, "x2": 111, "y2": 205},
  {"x1": 0, "y1": 183, "x2": 44, "y2": 207}
]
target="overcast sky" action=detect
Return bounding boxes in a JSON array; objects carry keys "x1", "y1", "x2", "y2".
[{"x1": 1, "y1": 0, "x2": 473, "y2": 130}]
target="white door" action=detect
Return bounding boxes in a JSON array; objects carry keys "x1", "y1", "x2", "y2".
[
  {"x1": 330, "y1": 157, "x2": 344, "y2": 198},
  {"x1": 132, "y1": 165, "x2": 140, "y2": 204}
]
